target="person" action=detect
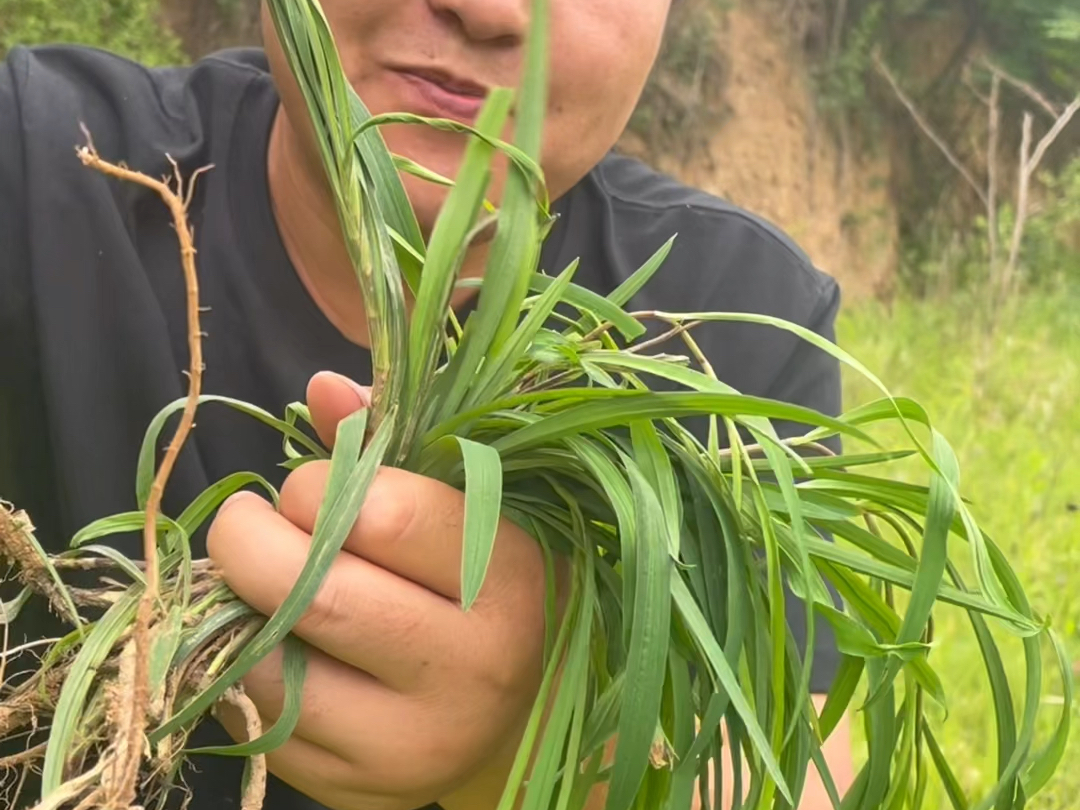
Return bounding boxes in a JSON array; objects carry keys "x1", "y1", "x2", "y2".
[{"x1": 0, "y1": 0, "x2": 854, "y2": 808}]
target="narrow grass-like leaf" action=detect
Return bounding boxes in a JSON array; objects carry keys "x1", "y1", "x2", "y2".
[
  {"x1": 631, "y1": 421, "x2": 682, "y2": 557},
  {"x1": 496, "y1": 566, "x2": 580, "y2": 810},
  {"x1": 605, "y1": 236, "x2": 676, "y2": 308},
  {"x1": 136, "y1": 395, "x2": 326, "y2": 507},
  {"x1": 867, "y1": 429, "x2": 957, "y2": 705},
  {"x1": 605, "y1": 462, "x2": 674, "y2": 810},
  {"x1": 819, "y1": 655, "x2": 864, "y2": 741},
  {"x1": 925, "y1": 723, "x2": 970, "y2": 810},
  {"x1": 174, "y1": 600, "x2": 258, "y2": 663},
  {"x1": 40, "y1": 590, "x2": 139, "y2": 796},
  {"x1": 456, "y1": 437, "x2": 504, "y2": 611},
  {"x1": 671, "y1": 576, "x2": 793, "y2": 804},
  {"x1": 403, "y1": 90, "x2": 512, "y2": 411},
  {"x1": 0, "y1": 588, "x2": 31, "y2": 625},
  {"x1": 148, "y1": 606, "x2": 185, "y2": 708},
  {"x1": 431, "y1": 0, "x2": 552, "y2": 424},
  {"x1": 69, "y1": 512, "x2": 182, "y2": 549},
  {"x1": 1021, "y1": 629, "x2": 1072, "y2": 795},
  {"x1": 469, "y1": 260, "x2": 580, "y2": 402},
  {"x1": 176, "y1": 472, "x2": 279, "y2": 536},
  {"x1": 522, "y1": 553, "x2": 593, "y2": 810},
  {"x1": 186, "y1": 636, "x2": 307, "y2": 757},
  {"x1": 493, "y1": 392, "x2": 875, "y2": 457}
]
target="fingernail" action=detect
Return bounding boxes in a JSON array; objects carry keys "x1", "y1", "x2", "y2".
[
  {"x1": 314, "y1": 370, "x2": 371, "y2": 405},
  {"x1": 219, "y1": 490, "x2": 261, "y2": 515}
]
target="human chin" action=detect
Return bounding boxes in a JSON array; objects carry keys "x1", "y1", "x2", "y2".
[{"x1": 385, "y1": 126, "x2": 509, "y2": 240}]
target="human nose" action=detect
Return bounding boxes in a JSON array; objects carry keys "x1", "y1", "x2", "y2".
[{"x1": 427, "y1": 0, "x2": 529, "y2": 44}]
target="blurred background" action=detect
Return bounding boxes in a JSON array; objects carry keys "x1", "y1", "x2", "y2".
[{"x1": 2, "y1": 0, "x2": 1077, "y2": 806}]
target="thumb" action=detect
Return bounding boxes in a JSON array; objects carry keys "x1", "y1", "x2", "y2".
[{"x1": 306, "y1": 371, "x2": 371, "y2": 449}]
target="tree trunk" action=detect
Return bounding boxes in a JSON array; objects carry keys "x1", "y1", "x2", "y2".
[{"x1": 161, "y1": 0, "x2": 262, "y2": 59}]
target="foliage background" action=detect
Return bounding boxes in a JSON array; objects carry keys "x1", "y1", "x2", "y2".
[{"x1": 0, "y1": 0, "x2": 183, "y2": 64}]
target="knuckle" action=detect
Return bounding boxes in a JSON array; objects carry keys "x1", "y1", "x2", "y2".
[
  {"x1": 460, "y1": 621, "x2": 544, "y2": 705},
  {"x1": 361, "y1": 468, "x2": 418, "y2": 547},
  {"x1": 300, "y1": 570, "x2": 351, "y2": 635},
  {"x1": 279, "y1": 460, "x2": 330, "y2": 523}
]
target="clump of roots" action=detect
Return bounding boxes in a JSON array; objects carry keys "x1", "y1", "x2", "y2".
[{"x1": 1, "y1": 500, "x2": 266, "y2": 810}]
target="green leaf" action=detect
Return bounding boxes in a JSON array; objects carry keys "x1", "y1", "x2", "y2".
[
  {"x1": 605, "y1": 235, "x2": 676, "y2": 308},
  {"x1": 136, "y1": 395, "x2": 325, "y2": 508},
  {"x1": 819, "y1": 655, "x2": 864, "y2": 741},
  {"x1": 430, "y1": 0, "x2": 553, "y2": 428},
  {"x1": 455, "y1": 437, "x2": 504, "y2": 611},
  {"x1": 41, "y1": 590, "x2": 139, "y2": 796},
  {"x1": 0, "y1": 588, "x2": 31, "y2": 626},
  {"x1": 816, "y1": 605, "x2": 930, "y2": 660},
  {"x1": 671, "y1": 576, "x2": 793, "y2": 804},
  {"x1": 522, "y1": 553, "x2": 594, "y2": 810},
  {"x1": 925, "y1": 723, "x2": 970, "y2": 810},
  {"x1": 148, "y1": 606, "x2": 185, "y2": 708},
  {"x1": 468, "y1": 260, "x2": 580, "y2": 404},
  {"x1": 605, "y1": 463, "x2": 674, "y2": 810},
  {"x1": 186, "y1": 636, "x2": 307, "y2": 757},
  {"x1": 867, "y1": 429, "x2": 957, "y2": 705},
  {"x1": 403, "y1": 89, "x2": 513, "y2": 413},
  {"x1": 1021, "y1": 629, "x2": 1072, "y2": 795},
  {"x1": 492, "y1": 391, "x2": 875, "y2": 457},
  {"x1": 630, "y1": 420, "x2": 682, "y2": 558},
  {"x1": 69, "y1": 511, "x2": 182, "y2": 550},
  {"x1": 177, "y1": 472, "x2": 279, "y2": 536}
]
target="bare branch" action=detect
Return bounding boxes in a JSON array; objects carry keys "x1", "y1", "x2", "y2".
[
  {"x1": 987, "y1": 72, "x2": 1001, "y2": 280},
  {"x1": 829, "y1": 0, "x2": 848, "y2": 62},
  {"x1": 984, "y1": 60, "x2": 1061, "y2": 119},
  {"x1": 1002, "y1": 112, "x2": 1035, "y2": 298},
  {"x1": 874, "y1": 53, "x2": 989, "y2": 206},
  {"x1": 1001, "y1": 95, "x2": 1080, "y2": 300},
  {"x1": 1025, "y1": 95, "x2": 1080, "y2": 178}
]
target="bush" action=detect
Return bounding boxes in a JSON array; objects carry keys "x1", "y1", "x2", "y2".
[{"x1": 0, "y1": 0, "x2": 184, "y2": 65}]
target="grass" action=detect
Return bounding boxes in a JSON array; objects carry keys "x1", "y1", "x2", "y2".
[{"x1": 838, "y1": 291, "x2": 1080, "y2": 809}]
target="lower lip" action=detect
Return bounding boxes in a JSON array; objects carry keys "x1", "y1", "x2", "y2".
[{"x1": 394, "y1": 71, "x2": 485, "y2": 123}]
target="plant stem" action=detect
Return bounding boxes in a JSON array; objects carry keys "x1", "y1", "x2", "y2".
[{"x1": 75, "y1": 127, "x2": 211, "y2": 807}]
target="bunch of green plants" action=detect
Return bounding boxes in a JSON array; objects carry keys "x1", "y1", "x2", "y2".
[{"x1": 0, "y1": 1, "x2": 1072, "y2": 809}]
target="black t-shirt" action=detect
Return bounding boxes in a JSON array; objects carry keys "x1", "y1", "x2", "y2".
[{"x1": 1, "y1": 45, "x2": 842, "y2": 809}]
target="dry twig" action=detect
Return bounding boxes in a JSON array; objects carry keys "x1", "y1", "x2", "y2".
[
  {"x1": 1000, "y1": 94, "x2": 1080, "y2": 300},
  {"x1": 873, "y1": 53, "x2": 988, "y2": 206},
  {"x1": 983, "y1": 59, "x2": 1062, "y2": 119},
  {"x1": 53, "y1": 125, "x2": 214, "y2": 809}
]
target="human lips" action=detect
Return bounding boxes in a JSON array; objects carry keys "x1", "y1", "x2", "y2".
[{"x1": 390, "y1": 67, "x2": 490, "y2": 123}]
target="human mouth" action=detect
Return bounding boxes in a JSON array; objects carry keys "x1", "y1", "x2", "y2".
[{"x1": 391, "y1": 67, "x2": 490, "y2": 124}]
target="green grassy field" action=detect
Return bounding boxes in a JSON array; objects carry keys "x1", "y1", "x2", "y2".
[{"x1": 837, "y1": 293, "x2": 1080, "y2": 809}]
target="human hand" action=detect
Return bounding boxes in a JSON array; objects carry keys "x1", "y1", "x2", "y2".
[{"x1": 207, "y1": 371, "x2": 556, "y2": 810}]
